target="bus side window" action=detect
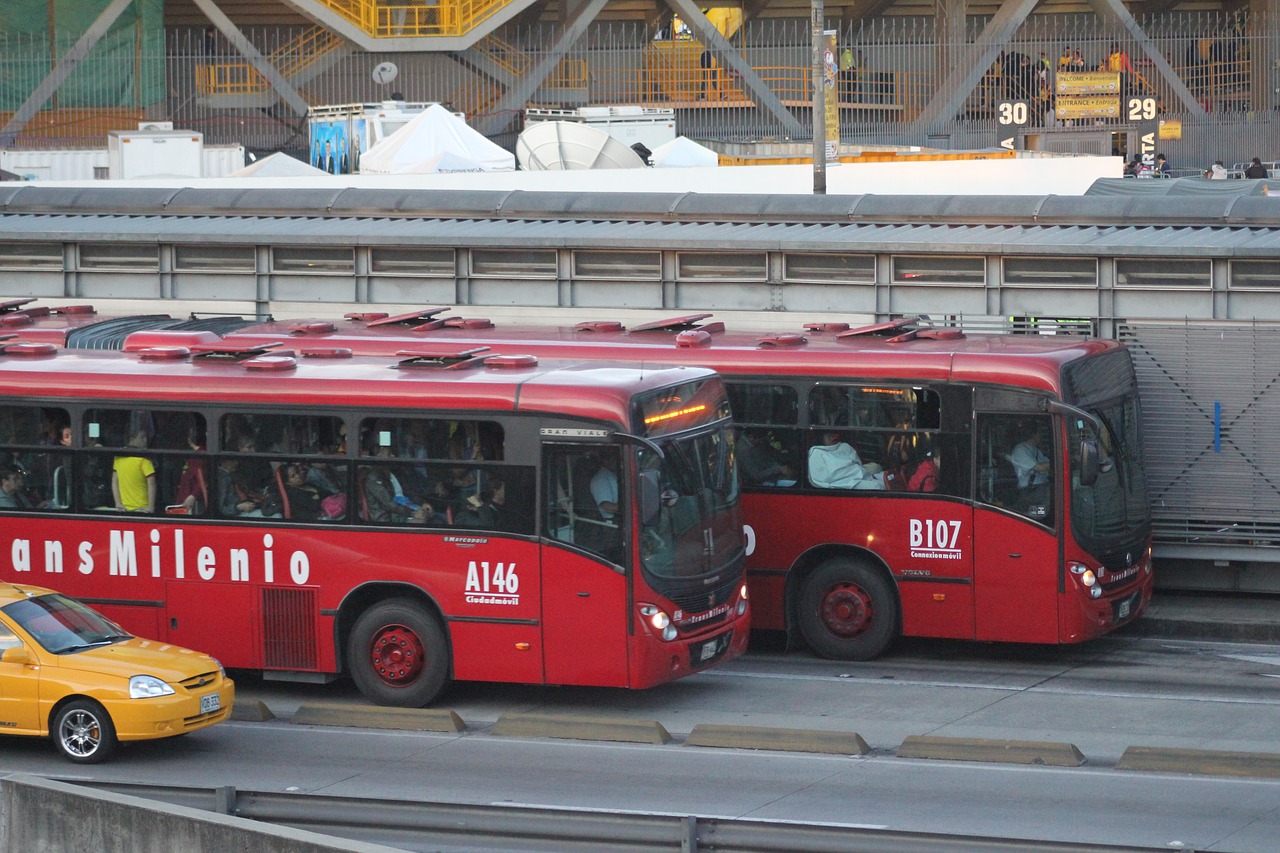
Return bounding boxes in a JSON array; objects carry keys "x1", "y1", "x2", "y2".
[{"x1": 544, "y1": 445, "x2": 623, "y2": 562}]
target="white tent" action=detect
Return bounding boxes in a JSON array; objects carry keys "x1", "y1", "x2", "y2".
[
  {"x1": 359, "y1": 104, "x2": 514, "y2": 174},
  {"x1": 652, "y1": 137, "x2": 719, "y2": 168},
  {"x1": 230, "y1": 152, "x2": 328, "y2": 178}
]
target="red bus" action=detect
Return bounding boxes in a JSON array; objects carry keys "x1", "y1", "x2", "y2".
[
  {"x1": 0, "y1": 340, "x2": 749, "y2": 705},
  {"x1": 8, "y1": 302, "x2": 1153, "y2": 660}
]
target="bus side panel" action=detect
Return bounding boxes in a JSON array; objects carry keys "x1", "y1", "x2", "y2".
[
  {"x1": 740, "y1": 492, "x2": 812, "y2": 632},
  {"x1": 971, "y1": 508, "x2": 1060, "y2": 643},
  {"x1": 166, "y1": 580, "x2": 260, "y2": 667},
  {"x1": 540, "y1": 543, "x2": 629, "y2": 688},
  {"x1": 91, "y1": 603, "x2": 162, "y2": 642}
]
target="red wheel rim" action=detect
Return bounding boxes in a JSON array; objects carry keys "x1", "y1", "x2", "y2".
[
  {"x1": 367, "y1": 622, "x2": 425, "y2": 687},
  {"x1": 819, "y1": 582, "x2": 873, "y2": 638}
]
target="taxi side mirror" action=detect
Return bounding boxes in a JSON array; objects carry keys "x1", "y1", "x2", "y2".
[{"x1": 0, "y1": 644, "x2": 31, "y2": 665}]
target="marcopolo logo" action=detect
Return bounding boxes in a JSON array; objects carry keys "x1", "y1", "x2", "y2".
[{"x1": 909, "y1": 518, "x2": 963, "y2": 560}]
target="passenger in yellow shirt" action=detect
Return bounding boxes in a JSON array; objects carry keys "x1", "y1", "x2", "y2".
[{"x1": 112, "y1": 428, "x2": 156, "y2": 512}]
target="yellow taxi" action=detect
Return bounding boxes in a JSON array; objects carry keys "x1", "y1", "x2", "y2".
[{"x1": 0, "y1": 582, "x2": 234, "y2": 763}]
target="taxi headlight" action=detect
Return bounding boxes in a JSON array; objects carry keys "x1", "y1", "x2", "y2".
[{"x1": 129, "y1": 675, "x2": 176, "y2": 699}]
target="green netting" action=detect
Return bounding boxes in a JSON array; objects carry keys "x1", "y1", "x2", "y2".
[{"x1": 0, "y1": 0, "x2": 164, "y2": 110}]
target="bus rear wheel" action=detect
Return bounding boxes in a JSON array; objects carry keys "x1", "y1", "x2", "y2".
[
  {"x1": 798, "y1": 559, "x2": 898, "y2": 660},
  {"x1": 348, "y1": 599, "x2": 450, "y2": 707}
]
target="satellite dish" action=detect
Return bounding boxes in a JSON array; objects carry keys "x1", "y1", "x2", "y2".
[
  {"x1": 372, "y1": 62, "x2": 399, "y2": 85},
  {"x1": 516, "y1": 121, "x2": 646, "y2": 171}
]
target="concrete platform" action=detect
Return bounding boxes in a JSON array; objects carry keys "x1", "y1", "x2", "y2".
[{"x1": 1128, "y1": 590, "x2": 1280, "y2": 644}]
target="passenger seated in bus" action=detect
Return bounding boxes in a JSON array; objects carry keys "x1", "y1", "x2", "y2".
[
  {"x1": 361, "y1": 460, "x2": 434, "y2": 524},
  {"x1": 0, "y1": 464, "x2": 34, "y2": 509},
  {"x1": 215, "y1": 456, "x2": 273, "y2": 518},
  {"x1": 907, "y1": 448, "x2": 939, "y2": 493},
  {"x1": 112, "y1": 428, "x2": 157, "y2": 513},
  {"x1": 455, "y1": 475, "x2": 508, "y2": 530},
  {"x1": 736, "y1": 429, "x2": 796, "y2": 487},
  {"x1": 808, "y1": 431, "x2": 885, "y2": 490},
  {"x1": 281, "y1": 464, "x2": 323, "y2": 522},
  {"x1": 170, "y1": 427, "x2": 207, "y2": 514}
]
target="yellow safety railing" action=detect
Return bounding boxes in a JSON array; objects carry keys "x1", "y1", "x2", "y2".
[
  {"x1": 474, "y1": 33, "x2": 531, "y2": 77},
  {"x1": 317, "y1": 0, "x2": 516, "y2": 39},
  {"x1": 196, "y1": 27, "x2": 346, "y2": 96}
]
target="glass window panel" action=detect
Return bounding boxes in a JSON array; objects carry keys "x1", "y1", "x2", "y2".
[
  {"x1": 1115, "y1": 258, "x2": 1210, "y2": 289},
  {"x1": 174, "y1": 244, "x2": 255, "y2": 272},
  {"x1": 471, "y1": 249, "x2": 556, "y2": 277},
  {"x1": 1229, "y1": 259, "x2": 1280, "y2": 289},
  {"x1": 573, "y1": 250, "x2": 661, "y2": 279},
  {"x1": 0, "y1": 242, "x2": 61, "y2": 269},
  {"x1": 677, "y1": 252, "x2": 767, "y2": 281},
  {"x1": 1003, "y1": 256, "x2": 1098, "y2": 287},
  {"x1": 79, "y1": 243, "x2": 159, "y2": 271},
  {"x1": 370, "y1": 247, "x2": 455, "y2": 276},
  {"x1": 783, "y1": 253, "x2": 875, "y2": 283},
  {"x1": 726, "y1": 383, "x2": 798, "y2": 426},
  {"x1": 892, "y1": 254, "x2": 984, "y2": 285},
  {"x1": 271, "y1": 246, "x2": 354, "y2": 274}
]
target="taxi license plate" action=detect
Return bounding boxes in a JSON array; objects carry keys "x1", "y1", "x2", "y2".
[{"x1": 200, "y1": 692, "x2": 221, "y2": 714}]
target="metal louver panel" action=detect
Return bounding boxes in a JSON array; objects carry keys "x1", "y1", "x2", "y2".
[
  {"x1": 262, "y1": 586, "x2": 318, "y2": 670},
  {"x1": 1118, "y1": 322, "x2": 1280, "y2": 550}
]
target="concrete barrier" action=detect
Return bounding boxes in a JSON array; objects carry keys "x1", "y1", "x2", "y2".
[
  {"x1": 291, "y1": 704, "x2": 465, "y2": 732},
  {"x1": 897, "y1": 735, "x2": 1086, "y2": 766},
  {"x1": 686, "y1": 724, "x2": 870, "y2": 755},
  {"x1": 0, "y1": 775, "x2": 405, "y2": 853},
  {"x1": 491, "y1": 713, "x2": 671, "y2": 744},
  {"x1": 1117, "y1": 746, "x2": 1280, "y2": 777},
  {"x1": 232, "y1": 699, "x2": 276, "y2": 722}
]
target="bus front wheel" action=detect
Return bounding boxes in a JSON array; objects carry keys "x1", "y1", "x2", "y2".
[
  {"x1": 798, "y1": 559, "x2": 898, "y2": 660},
  {"x1": 348, "y1": 599, "x2": 450, "y2": 707}
]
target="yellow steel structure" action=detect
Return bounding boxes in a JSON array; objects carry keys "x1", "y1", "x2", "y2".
[
  {"x1": 196, "y1": 26, "x2": 347, "y2": 95},
  {"x1": 317, "y1": 0, "x2": 516, "y2": 38}
]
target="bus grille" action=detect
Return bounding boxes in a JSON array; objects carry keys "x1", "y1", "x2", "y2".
[
  {"x1": 669, "y1": 574, "x2": 740, "y2": 615},
  {"x1": 262, "y1": 587, "x2": 318, "y2": 669}
]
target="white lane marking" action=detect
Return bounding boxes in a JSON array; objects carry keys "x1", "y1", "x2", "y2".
[{"x1": 1221, "y1": 653, "x2": 1280, "y2": 667}]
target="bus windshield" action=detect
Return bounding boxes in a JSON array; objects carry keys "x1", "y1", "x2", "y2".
[
  {"x1": 637, "y1": 423, "x2": 741, "y2": 582},
  {"x1": 1065, "y1": 350, "x2": 1152, "y2": 552}
]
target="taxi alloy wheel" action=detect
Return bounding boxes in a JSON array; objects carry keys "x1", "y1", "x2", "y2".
[{"x1": 52, "y1": 699, "x2": 118, "y2": 764}]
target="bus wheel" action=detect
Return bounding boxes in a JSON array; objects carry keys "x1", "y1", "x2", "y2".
[
  {"x1": 348, "y1": 599, "x2": 450, "y2": 707},
  {"x1": 52, "y1": 699, "x2": 117, "y2": 764},
  {"x1": 798, "y1": 559, "x2": 898, "y2": 660}
]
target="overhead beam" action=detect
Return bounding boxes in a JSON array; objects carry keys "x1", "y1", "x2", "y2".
[
  {"x1": 1086, "y1": 0, "x2": 1206, "y2": 116},
  {"x1": 913, "y1": 0, "x2": 1043, "y2": 127},
  {"x1": 191, "y1": 0, "x2": 312, "y2": 116},
  {"x1": 664, "y1": 0, "x2": 806, "y2": 137},
  {"x1": 473, "y1": 0, "x2": 611, "y2": 136},
  {"x1": 0, "y1": 0, "x2": 136, "y2": 145}
]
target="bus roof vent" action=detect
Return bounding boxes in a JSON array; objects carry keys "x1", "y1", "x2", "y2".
[
  {"x1": 366, "y1": 308, "x2": 450, "y2": 328},
  {"x1": 288, "y1": 322, "x2": 337, "y2": 335},
  {"x1": 835, "y1": 318, "x2": 919, "y2": 339},
  {"x1": 245, "y1": 355, "x2": 298, "y2": 371},
  {"x1": 676, "y1": 330, "x2": 713, "y2": 348},
  {"x1": 0, "y1": 313, "x2": 33, "y2": 328},
  {"x1": 52, "y1": 304, "x2": 97, "y2": 316},
  {"x1": 485, "y1": 354, "x2": 538, "y2": 369},
  {"x1": 443, "y1": 317, "x2": 495, "y2": 330},
  {"x1": 123, "y1": 330, "x2": 223, "y2": 351},
  {"x1": 0, "y1": 341, "x2": 57, "y2": 357},
  {"x1": 189, "y1": 342, "x2": 287, "y2": 362},
  {"x1": 136, "y1": 346, "x2": 191, "y2": 361},
  {"x1": 631, "y1": 313, "x2": 723, "y2": 333},
  {"x1": 344, "y1": 311, "x2": 389, "y2": 322},
  {"x1": 576, "y1": 321, "x2": 626, "y2": 333},
  {"x1": 0, "y1": 298, "x2": 36, "y2": 314},
  {"x1": 757, "y1": 333, "x2": 807, "y2": 348},
  {"x1": 300, "y1": 347, "x2": 353, "y2": 359},
  {"x1": 885, "y1": 328, "x2": 965, "y2": 344},
  {"x1": 394, "y1": 346, "x2": 492, "y2": 370},
  {"x1": 804, "y1": 322, "x2": 850, "y2": 333}
]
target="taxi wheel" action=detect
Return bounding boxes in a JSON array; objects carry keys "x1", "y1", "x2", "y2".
[
  {"x1": 348, "y1": 598, "x2": 450, "y2": 708},
  {"x1": 52, "y1": 699, "x2": 117, "y2": 764},
  {"x1": 798, "y1": 558, "x2": 898, "y2": 661}
]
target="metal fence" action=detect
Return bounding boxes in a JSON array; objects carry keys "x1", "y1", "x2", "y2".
[{"x1": 1, "y1": 11, "x2": 1277, "y2": 166}]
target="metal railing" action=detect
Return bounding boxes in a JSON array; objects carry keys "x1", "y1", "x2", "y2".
[{"x1": 317, "y1": 0, "x2": 516, "y2": 38}]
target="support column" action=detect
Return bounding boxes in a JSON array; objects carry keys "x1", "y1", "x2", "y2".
[
  {"x1": 934, "y1": 0, "x2": 968, "y2": 105},
  {"x1": 1086, "y1": 0, "x2": 1206, "y2": 116},
  {"x1": 1250, "y1": 0, "x2": 1277, "y2": 113}
]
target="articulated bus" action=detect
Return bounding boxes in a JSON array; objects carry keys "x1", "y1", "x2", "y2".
[
  {"x1": 6, "y1": 302, "x2": 1152, "y2": 660},
  {"x1": 0, "y1": 339, "x2": 748, "y2": 705}
]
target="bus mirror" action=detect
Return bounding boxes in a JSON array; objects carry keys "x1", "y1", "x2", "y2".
[
  {"x1": 639, "y1": 469, "x2": 661, "y2": 526},
  {"x1": 1079, "y1": 439, "x2": 1100, "y2": 486}
]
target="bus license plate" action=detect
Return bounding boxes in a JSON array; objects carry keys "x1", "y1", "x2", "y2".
[
  {"x1": 694, "y1": 633, "x2": 727, "y2": 664},
  {"x1": 1116, "y1": 599, "x2": 1131, "y2": 620},
  {"x1": 200, "y1": 692, "x2": 221, "y2": 714}
]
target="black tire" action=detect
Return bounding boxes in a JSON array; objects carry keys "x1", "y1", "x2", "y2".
[
  {"x1": 52, "y1": 699, "x2": 117, "y2": 764},
  {"x1": 797, "y1": 558, "x2": 898, "y2": 660},
  {"x1": 347, "y1": 598, "x2": 450, "y2": 707}
]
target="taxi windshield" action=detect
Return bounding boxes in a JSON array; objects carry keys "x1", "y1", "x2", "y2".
[{"x1": 1, "y1": 594, "x2": 132, "y2": 654}]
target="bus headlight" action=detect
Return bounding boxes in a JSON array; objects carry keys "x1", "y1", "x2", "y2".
[
  {"x1": 737, "y1": 583, "x2": 749, "y2": 616},
  {"x1": 1069, "y1": 562, "x2": 1103, "y2": 598},
  {"x1": 640, "y1": 604, "x2": 676, "y2": 640}
]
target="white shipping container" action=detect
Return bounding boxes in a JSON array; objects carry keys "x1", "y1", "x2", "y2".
[
  {"x1": 108, "y1": 130, "x2": 203, "y2": 179},
  {"x1": 203, "y1": 144, "x2": 247, "y2": 177},
  {"x1": 1, "y1": 144, "x2": 245, "y2": 181}
]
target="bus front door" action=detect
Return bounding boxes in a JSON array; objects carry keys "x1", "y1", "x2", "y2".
[
  {"x1": 540, "y1": 444, "x2": 630, "y2": 686},
  {"x1": 972, "y1": 413, "x2": 1061, "y2": 644}
]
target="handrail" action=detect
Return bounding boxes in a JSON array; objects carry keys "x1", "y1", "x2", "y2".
[{"x1": 316, "y1": 0, "x2": 516, "y2": 38}]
